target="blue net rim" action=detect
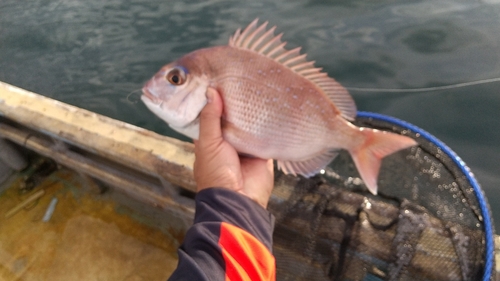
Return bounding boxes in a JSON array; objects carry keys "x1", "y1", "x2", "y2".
[{"x1": 356, "y1": 111, "x2": 494, "y2": 281}]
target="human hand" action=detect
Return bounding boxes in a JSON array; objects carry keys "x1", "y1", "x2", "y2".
[{"x1": 193, "y1": 88, "x2": 274, "y2": 209}]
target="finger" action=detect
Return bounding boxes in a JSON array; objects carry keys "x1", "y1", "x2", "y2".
[
  {"x1": 239, "y1": 157, "x2": 274, "y2": 208},
  {"x1": 265, "y1": 159, "x2": 274, "y2": 174},
  {"x1": 240, "y1": 157, "x2": 274, "y2": 181},
  {"x1": 241, "y1": 157, "x2": 273, "y2": 168},
  {"x1": 199, "y1": 88, "x2": 224, "y2": 142}
]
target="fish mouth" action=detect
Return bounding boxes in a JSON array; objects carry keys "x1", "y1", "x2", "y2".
[{"x1": 141, "y1": 87, "x2": 160, "y2": 104}]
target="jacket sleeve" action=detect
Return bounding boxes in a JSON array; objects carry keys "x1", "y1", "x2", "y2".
[{"x1": 168, "y1": 187, "x2": 276, "y2": 281}]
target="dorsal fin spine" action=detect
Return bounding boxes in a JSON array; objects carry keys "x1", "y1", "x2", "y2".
[
  {"x1": 283, "y1": 53, "x2": 307, "y2": 67},
  {"x1": 315, "y1": 78, "x2": 331, "y2": 84},
  {"x1": 251, "y1": 26, "x2": 276, "y2": 52},
  {"x1": 317, "y1": 82, "x2": 333, "y2": 87},
  {"x1": 279, "y1": 48, "x2": 302, "y2": 63},
  {"x1": 229, "y1": 28, "x2": 241, "y2": 46},
  {"x1": 299, "y1": 67, "x2": 321, "y2": 75},
  {"x1": 275, "y1": 47, "x2": 300, "y2": 62},
  {"x1": 258, "y1": 33, "x2": 283, "y2": 54},
  {"x1": 305, "y1": 73, "x2": 328, "y2": 80},
  {"x1": 235, "y1": 18, "x2": 259, "y2": 46},
  {"x1": 243, "y1": 21, "x2": 268, "y2": 50},
  {"x1": 266, "y1": 42, "x2": 287, "y2": 58},
  {"x1": 292, "y1": 61, "x2": 315, "y2": 71}
]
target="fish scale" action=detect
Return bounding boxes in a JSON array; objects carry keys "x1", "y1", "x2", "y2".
[
  {"x1": 215, "y1": 52, "x2": 333, "y2": 127},
  {"x1": 141, "y1": 19, "x2": 417, "y2": 195},
  {"x1": 217, "y1": 68, "x2": 332, "y2": 156}
]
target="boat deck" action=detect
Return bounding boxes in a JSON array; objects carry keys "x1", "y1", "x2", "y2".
[{"x1": 0, "y1": 161, "x2": 181, "y2": 280}]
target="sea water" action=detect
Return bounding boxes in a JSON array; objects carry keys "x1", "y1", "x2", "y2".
[{"x1": 1, "y1": 0, "x2": 499, "y2": 231}]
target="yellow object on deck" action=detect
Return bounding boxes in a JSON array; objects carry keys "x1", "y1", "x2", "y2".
[{"x1": 0, "y1": 168, "x2": 180, "y2": 280}]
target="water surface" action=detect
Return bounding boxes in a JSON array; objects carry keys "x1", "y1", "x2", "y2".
[{"x1": 1, "y1": 0, "x2": 499, "y2": 230}]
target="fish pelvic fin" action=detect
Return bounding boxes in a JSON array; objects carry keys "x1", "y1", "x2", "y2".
[
  {"x1": 229, "y1": 19, "x2": 357, "y2": 121},
  {"x1": 277, "y1": 149, "x2": 339, "y2": 178},
  {"x1": 349, "y1": 129, "x2": 417, "y2": 195}
]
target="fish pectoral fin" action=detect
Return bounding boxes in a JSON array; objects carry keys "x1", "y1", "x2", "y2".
[{"x1": 277, "y1": 149, "x2": 339, "y2": 178}]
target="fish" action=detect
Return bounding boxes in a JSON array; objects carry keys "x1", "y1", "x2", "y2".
[{"x1": 141, "y1": 19, "x2": 417, "y2": 195}]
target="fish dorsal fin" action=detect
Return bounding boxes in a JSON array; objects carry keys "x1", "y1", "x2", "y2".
[
  {"x1": 229, "y1": 19, "x2": 357, "y2": 121},
  {"x1": 307, "y1": 76, "x2": 357, "y2": 120}
]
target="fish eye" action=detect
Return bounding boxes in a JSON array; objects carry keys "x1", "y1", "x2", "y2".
[{"x1": 166, "y1": 68, "x2": 186, "y2": 86}]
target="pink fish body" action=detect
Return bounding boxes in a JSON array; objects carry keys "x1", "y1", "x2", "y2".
[{"x1": 141, "y1": 19, "x2": 417, "y2": 194}]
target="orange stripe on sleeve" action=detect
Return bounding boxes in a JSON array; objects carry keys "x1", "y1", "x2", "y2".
[{"x1": 219, "y1": 222, "x2": 276, "y2": 281}]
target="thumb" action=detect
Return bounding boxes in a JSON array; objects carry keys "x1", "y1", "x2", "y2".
[{"x1": 199, "y1": 88, "x2": 223, "y2": 141}]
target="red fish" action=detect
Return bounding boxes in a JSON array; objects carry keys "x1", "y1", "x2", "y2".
[{"x1": 141, "y1": 19, "x2": 417, "y2": 194}]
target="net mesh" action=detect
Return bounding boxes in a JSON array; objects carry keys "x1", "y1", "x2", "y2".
[{"x1": 268, "y1": 115, "x2": 493, "y2": 281}]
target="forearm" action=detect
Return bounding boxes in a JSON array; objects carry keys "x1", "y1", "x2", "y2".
[{"x1": 168, "y1": 188, "x2": 276, "y2": 281}]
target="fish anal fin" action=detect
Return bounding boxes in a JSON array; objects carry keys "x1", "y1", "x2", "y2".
[
  {"x1": 350, "y1": 129, "x2": 417, "y2": 195},
  {"x1": 277, "y1": 149, "x2": 339, "y2": 177}
]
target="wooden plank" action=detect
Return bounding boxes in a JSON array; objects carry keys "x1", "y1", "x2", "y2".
[
  {"x1": 0, "y1": 123, "x2": 194, "y2": 215},
  {"x1": 0, "y1": 81, "x2": 197, "y2": 193}
]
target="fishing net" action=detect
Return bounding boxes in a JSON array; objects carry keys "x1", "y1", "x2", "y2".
[{"x1": 268, "y1": 112, "x2": 495, "y2": 281}]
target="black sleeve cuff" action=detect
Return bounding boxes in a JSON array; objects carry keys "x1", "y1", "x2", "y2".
[{"x1": 194, "y1": 187, "x2": 275, "y2": 251}]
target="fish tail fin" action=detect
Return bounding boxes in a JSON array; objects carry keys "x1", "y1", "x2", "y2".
[{"x1": 349, "y1": 129, "x2": 417, "y2": 195}]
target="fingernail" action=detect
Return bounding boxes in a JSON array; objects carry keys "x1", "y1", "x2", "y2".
[{"x1": 206, "y1": 89, "x2": 214, "y2": 103}]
